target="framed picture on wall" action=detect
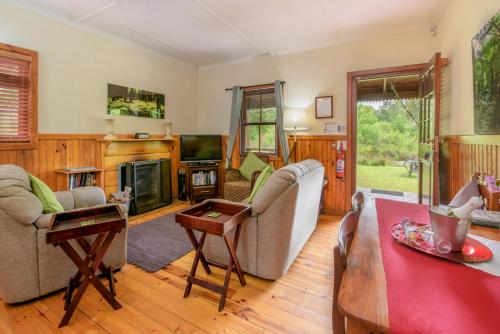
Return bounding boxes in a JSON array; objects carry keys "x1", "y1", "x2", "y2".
[{"x1": 315, "y1": 96, "x2": 333, "y2": 118}]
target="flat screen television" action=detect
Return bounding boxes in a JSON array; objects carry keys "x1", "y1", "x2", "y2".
[{"x1": 180, "y1": 135, "x2": 222, "y2": 163}]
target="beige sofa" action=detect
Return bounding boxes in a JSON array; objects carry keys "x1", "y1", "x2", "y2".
[
  {"x1": 204, "y1": 159, "x2": 324, "y2": 280},
  {"x1": 0, "y1": 164, "x2": 127, "y2": 304}
]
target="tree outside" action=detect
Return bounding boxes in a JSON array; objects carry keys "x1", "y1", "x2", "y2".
[{"x1": 356, "y1": 100, "x2": 419, "y2": 193}]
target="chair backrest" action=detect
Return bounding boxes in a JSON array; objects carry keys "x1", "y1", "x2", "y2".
[
  {"x1": 351, "y1": 191, "x2": 365, "y2": 213},
  {"x1": 473, "y1": 173, "x2": 500, "y2": 211},
  {"x1": 338, "y1": 210, "x2": 360, "y2": 267}
]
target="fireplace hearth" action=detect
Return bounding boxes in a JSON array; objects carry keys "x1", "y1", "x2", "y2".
[{"x1": 118, "y1": 158, "x2": 172, "y2": 215}]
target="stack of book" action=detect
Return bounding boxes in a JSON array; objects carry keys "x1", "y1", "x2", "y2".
[
  {"x1": 69, "y1": 172, "x2": 96, "y2": 189},
  {"x1": 192, "y1": 171, "x2": 217, "y2": 187}
]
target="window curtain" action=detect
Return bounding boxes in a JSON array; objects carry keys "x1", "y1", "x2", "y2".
[
  {"x1": 226, "y1": 86, "x2": 243, "y2": 168},
  {"x1": 275, "y1": 80, "x2": 290, "y2": 164}
]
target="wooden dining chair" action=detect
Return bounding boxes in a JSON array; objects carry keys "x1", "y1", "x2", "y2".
[
  {"x1": 351, "y1": 191, "x2": 365, "y2": 213},
  {"x1": 333, "y1": 208, "x2": 361, "y2": 334}
]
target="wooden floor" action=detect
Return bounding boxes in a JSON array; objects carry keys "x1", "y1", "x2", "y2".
[{"x1": 0, "y1": 203, "x2": 340, "y2": 334}]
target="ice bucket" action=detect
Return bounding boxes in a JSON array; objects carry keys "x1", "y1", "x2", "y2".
[{"x1": 429, "y1": 206, "x2": 472, "y2": 252}]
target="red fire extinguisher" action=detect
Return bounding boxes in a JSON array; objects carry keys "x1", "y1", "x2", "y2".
[{"x1": 336, "y1": 142, "x2": 345, "y2": 179}]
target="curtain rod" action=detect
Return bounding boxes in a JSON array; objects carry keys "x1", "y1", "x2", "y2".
[{"x1": 225, "y1": 81, "x2": 285, "y2": 91}]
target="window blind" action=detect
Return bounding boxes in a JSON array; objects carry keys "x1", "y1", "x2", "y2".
[{"x1": 0, "y1": 54, "x2": 32, "y2": 142}]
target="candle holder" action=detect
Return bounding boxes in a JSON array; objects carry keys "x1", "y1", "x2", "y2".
[
  {"x1": 164, "y1": 122, "x2": 173, "y2": 140},
  {"x1": 103, "y1": 116, "x2": 116, "y2": 140}
]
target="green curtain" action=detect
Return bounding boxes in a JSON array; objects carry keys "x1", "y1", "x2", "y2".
[
  {"x1": 226, "y1": 86, "x2": 243, "y2": 168},
  {"x1": 275, "y1": 80, "x2": 290, "y2": 164}
]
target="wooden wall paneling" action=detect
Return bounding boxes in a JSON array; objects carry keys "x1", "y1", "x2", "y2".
[
  {"x1": 440, "y1": 135, "x2": 500, "y2": 203},
  {"x1": 225, "y1": 134, "x2": 348, "y2": 212}
]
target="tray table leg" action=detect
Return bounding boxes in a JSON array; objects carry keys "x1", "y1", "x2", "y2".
[
  {"x1": 57, "y1": 231, "x2": 121, "y2": 327},
  {"x1": 184, "y1": 231, "x2": 208, "y2": 298},
  {"x1": 219, "y1": 224, "x2": 245, "y2": 311},
  {"x1": 185, "y1": 228, "x2": 211, "y2": 275}
]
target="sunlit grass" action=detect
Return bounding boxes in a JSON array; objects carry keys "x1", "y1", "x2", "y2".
[{"x1": 356, "y1": 164, "x2": 417, "y2": 193}]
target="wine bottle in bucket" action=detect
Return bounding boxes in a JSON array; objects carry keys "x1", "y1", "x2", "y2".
[{"x1": 447, "y1": 196, "x2": 483, "y2": 218}]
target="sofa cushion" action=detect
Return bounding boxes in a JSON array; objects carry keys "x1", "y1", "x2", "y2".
[
  {"x1": 29, "y1": 174, "x2": 64, "y2": 214},
  {"x1": 55, "y1": 191, "x2": 75, "y2": 211},
  {"x1": 239, "y1": 152, "x2": 268, "y2": 181},
  {"x1": 252, "y1": 159, "x2": 322, "y2": 214},
  {"x1": 248, "y1": 163, "x2": 274, "y2": 204},
  {"x1": 0, "y1": 165, "x2": 43, "y2": 225}
]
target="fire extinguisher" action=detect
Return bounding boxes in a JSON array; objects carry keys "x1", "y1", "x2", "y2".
[{"x1": 336, "y1": 142, "x2": 345, "y2": 179}]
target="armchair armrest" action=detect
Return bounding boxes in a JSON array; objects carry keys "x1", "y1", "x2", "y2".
[
  {"x1": 225, "y1": 168, "x2": 244, "y2": 183},
  {"x1": 71, "y1": 187, "x2": 106, "y2": 209}
]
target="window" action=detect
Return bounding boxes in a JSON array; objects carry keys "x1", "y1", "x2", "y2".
[
  {"x1": 240, "y1": 87, "x2": 277, "y2": 155},
  {"x1": 0, "y1": 43, "x2": 38, "y2": 149}
]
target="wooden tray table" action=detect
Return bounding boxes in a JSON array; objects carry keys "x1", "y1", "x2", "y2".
[
  {"x1": 46, "y1": 205, "x2": 126, "y2": 327},
  {"x1": 175, "y1": 200, "x2": 251, "y2": 311}
]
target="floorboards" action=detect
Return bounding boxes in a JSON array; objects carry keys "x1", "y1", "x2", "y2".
[{"x1": 0, "y1": 203, "x2": 340, "y2": 333}]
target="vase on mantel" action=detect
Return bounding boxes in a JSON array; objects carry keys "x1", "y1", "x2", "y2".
[
  {"x1": 164, "y1": 122, "x2": 173, "y2": 140},
  {"x1": 103, "y1": 116, "x2": 117, "y2": 140}
]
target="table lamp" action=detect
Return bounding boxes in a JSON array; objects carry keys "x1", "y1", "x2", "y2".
[{"x1": 284, "y1": 108, "x2": 308, "y2": 164}]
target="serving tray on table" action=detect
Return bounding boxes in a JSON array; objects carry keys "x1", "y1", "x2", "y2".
[{"x1": 391, "y1": 223, "x2": 493, "y2": 263}]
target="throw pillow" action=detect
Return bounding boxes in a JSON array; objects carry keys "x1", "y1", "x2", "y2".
[
  {"x1": 248, "y1": 163, "x2": 274, "y2": 204},
  {"x1": 238, "y1": 152, "x2": 268, "y2": 181},
  {"x1": 29, "y1": 174, "x2": 64, "y2": 214}
]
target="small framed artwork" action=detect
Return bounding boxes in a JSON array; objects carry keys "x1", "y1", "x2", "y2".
[{"x1": 315, "y1": 95, "x2": 333, "y2": 118}]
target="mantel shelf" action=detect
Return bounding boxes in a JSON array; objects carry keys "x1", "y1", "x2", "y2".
[{"x1": 97, "y1": 138, "x2": 176, "y2": 142}]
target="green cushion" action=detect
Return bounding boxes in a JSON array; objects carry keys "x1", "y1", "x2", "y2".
[
  {"x1": 29, "y1": 174, "x2": 64, "y2": 214},
  {"x1": 248, "y1": 163, "x2": 274, "y2": 204},
  {"x1": 239, "y1": 152, "x2": 268, "y2": 181}
]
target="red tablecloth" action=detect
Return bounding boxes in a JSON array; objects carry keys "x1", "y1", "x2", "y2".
[{"x1": 375, "y1": 198, "x2": 500, "y2": 334}]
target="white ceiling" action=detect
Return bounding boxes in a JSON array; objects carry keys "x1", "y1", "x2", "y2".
[{"x1": 9, "y1": 0, "x2": 450, "y2": 66}]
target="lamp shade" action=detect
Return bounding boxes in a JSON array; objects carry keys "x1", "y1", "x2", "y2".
[{"x1": 285, "y1": 108, "x2": 306, "y2": 128}]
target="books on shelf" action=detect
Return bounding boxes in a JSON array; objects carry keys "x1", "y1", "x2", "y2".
[
  {"x1": 68, "y1": 172, "x2": 96, "y2": 190},
  {"x1": 192, "y1": 170, "x2": 217, "y2": 187}
]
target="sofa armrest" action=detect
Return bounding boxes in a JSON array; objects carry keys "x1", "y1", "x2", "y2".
[{"x1": 71, "y1": 187, "x2": 106, "y2": 209}]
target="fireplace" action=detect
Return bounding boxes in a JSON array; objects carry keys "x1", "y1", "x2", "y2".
[{"x1": 118, "y1": 158, "x2": 172, "y2": 215}]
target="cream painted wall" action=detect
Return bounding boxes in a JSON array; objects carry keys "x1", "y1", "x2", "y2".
[
  {"x1": 437, "y1": 0, "x2": 499, "y2": 135},
  {"x1": 0, "y1": 1, "x2": 198, "y2": 135},
  {"x1": 196, "y1": 30, "x2": 438, "y2": 135}
]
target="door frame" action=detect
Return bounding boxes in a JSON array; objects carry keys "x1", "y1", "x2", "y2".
[{"x1": 346, "y1": 64, "x2": 427, "y2": 201}]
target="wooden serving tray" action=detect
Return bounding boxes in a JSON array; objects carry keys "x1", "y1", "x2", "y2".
[
  {"x1": 46, "y1": 205, "x2": 126, "y2": 244},
  {"x1": 391, "y1": 223, "x2": 493, "y2": 263},
  {"x1": 175, "y1": 200, "x2": 251, "y2": 236}
]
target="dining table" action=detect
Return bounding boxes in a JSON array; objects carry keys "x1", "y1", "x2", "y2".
[{"x1": 338, "y1": 196, "x2": 500, "y2": 334}]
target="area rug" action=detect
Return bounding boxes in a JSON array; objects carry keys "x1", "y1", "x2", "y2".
[{"x1": 127, "y1": 212, "x2": 193, "y2": 272}]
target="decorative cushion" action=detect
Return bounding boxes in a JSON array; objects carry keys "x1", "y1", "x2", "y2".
[
  {"x1": 238, "y1": 152, "x2": 268, "y2": 181},
  {"x1": 248, "y1": 164, "x2": 274, "y2": 204},
  {"x1": 28, "y1": 174, "x2": 64, "y2": 214},
  {"x1": 449, "y1": 180, "x2": 480, "y2": 208}
]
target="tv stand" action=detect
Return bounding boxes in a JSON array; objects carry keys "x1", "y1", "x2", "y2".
[
  {"x1": 187, "y1": 161, "x2": 217, "y2": 167},
  {"x1": 184, "y1": 164, "x2": 219, "y2": 204}
]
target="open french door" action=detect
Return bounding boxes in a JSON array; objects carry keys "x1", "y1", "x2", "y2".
[{"x1": 418, "y1": 53, "x2": 443, "y2": 205}]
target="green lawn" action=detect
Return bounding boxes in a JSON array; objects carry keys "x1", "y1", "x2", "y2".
[{"x1": 356, "y1": 164, "x2": 417, "y2": 193}]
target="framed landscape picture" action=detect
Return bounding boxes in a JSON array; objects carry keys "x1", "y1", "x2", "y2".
[
  {"x1": 107, "y1": 83, "x2": 165, "y2": 119},
  {"x1": 472, "y1": 11, "x2": 499, "y2": 134}
]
